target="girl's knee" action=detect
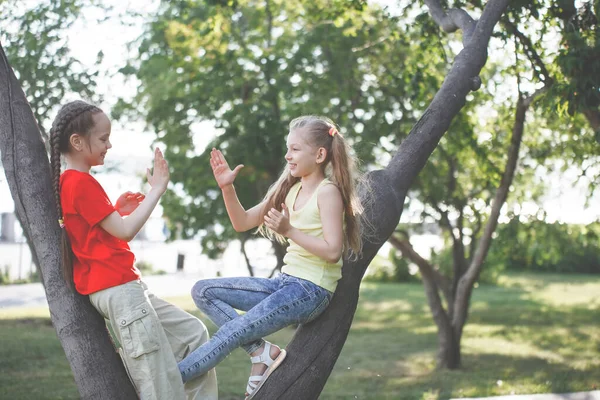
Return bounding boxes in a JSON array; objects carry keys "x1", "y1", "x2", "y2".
[{"x1": 191, "y1": 280, "x2": 217, "y2": 307}]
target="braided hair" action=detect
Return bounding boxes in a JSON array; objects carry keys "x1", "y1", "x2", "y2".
[{"x1": 49, "y1": 100, "x2": 103, "y2": 289}]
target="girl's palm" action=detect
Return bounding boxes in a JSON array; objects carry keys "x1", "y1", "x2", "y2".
[
  {"x1": 146, "y1": 148, "x2": 170, "y2": 192},
  {"x1": 210, "y1": 148, "x2": 243, "y2": 188},
  {"x1": 116, "y1": 192, "x2": 145, "y2": 216}
]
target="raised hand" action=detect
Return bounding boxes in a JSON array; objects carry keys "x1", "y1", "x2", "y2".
[
  {"x1": 146, "y1": 148, "x2": 170, "y2": 193},
  {"x1": 115, "y1": 191, "x2": 145, "y2": 216},
  {"x1": 264, "y1": 203, "x2": 292, "y2": 236},
  {"x1": 210, "y1": 148, "x2": 244, "y2": 189}
]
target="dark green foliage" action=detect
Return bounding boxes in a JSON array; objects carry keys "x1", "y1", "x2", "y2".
[
  {"x1": 118, "y1": 0, "x2": 430, "y2": 257},
  {"x1": 488, "y1": 219, "x2": 600, "y2": 274}
]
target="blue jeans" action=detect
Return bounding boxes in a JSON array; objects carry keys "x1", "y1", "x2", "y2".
[{"x1": 178, "y1": 273, "x2": 333, "y2": 382}]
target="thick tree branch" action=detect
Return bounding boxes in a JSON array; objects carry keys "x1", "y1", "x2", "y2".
[
  {"x1": 388, "y1": 235, "x2": 451, "y2": 318},
  {"x1": 424, "y1": 0, "x2": 477, "y2": 42},
  {"x1": 388, "y1": 234, "x2": 456, "y2": 365},
  {"x1": 393, "y1": 229, "x2": 452, "y2": 298},
  {"x1": 386, "y1": 0, "x2": 510, "y2": 195},
  {"x1": 257, "y1": 0, "x2": 509, "y2": 395}
]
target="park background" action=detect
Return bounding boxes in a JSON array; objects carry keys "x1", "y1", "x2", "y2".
[{"x1": 0, "y1": 0, "x2": 599, "y2": 399}]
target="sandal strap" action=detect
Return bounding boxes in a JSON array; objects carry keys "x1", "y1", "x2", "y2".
[
  {"x1": 250, "y1": 341, "x2": 275, "y2": 367},
  {"x1": 246, "y1": 374, "x2": 264, "y2": 395},
  {"x1": 248, "y1": 375, "x2": 263, "y2": 384}
]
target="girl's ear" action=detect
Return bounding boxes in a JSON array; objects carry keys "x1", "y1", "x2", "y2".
[
  {"x1": 316, "y1": 147, "x2": 327, "y2": 164},
  {"x1": 69, "y1": 134, "x2": 84, "y2": 152}
]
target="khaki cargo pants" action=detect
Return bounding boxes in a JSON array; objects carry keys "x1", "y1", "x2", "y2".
[{"x1": 89, "y1": 280, "x2": 218, "y2": 400}]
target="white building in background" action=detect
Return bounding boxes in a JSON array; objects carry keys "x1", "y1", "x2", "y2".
[{"x1": 0, "y1": 212, "x2": 16, "y2": 242}]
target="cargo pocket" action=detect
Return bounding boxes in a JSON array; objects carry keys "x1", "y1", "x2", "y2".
[{"x1": 118, "y1": 306, "x2": 160, "y2": 359}]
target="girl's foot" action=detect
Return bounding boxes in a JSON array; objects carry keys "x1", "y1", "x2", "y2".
[{"x1": 245, "y1": 341, "x2": 287, "y2": 399}]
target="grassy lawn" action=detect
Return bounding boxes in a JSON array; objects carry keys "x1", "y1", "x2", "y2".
[{"x1": 0, "y1": 272, "x2": 599, "y2": 399}]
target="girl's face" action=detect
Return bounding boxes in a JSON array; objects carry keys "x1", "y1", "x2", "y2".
[
  {"x1": 285, "y1": 127, "x2": 324, "y2": 178},
  {"x1": 72, "y1": 112, "x2": 113, "y2": 167}
]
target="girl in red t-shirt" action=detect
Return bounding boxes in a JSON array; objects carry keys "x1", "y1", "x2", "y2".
[{"x1": 49, "y1": 100, "x2": 217, "y2": 400}]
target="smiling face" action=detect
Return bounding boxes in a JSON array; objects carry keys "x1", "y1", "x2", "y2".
[
  {"x1": 285, "y1": 127, "x2": 326, "y2": 178},
  {"x1": 69, "y1": 112, "x2": 112, "y2": 168}
]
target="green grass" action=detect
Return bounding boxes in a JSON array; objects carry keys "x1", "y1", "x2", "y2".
[{"x1": 1, "y1": 272, "x2": 599, "y2": 399}]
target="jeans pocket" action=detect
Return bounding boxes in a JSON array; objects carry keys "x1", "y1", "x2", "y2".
[
  {"x1": 306, "y1": 293, "x2": 331, "y2": 323},
  {"x1": 288, "y1": 275, "x2": 320, "y2": 295},
  {"x1": 118, "y1": 306, "x2": 160, "y2": 359}
]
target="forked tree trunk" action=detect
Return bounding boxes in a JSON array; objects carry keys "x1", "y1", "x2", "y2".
[
  {"x1": 389, "y1": 85, "x2": 542, "y2": 370},
  {"x1": 0, "y1": 43, "x2": 137, "y2": 399},
  {"x1": 257, "y1": 0, "x2": 510, "y2": 397},
  {"x1": 0, "y1": 0, "x2": 509, "y2": 396}
]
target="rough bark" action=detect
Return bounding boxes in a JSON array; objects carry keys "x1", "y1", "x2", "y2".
[
  {"x1": 0, "y1": 43, "x2": 137, "y2": 399},
  {"x1": 256, "y1": 0, "x2": 510, "y2": 397}
]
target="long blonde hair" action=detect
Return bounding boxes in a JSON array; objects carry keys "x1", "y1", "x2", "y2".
[{"x1": 258, "y1": 116, "x2": 363, "y2": 258}]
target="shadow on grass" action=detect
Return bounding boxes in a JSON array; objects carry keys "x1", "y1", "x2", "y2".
[
  {"x1": 337, "y1": 280, "x2": 600, "y2": 399},
  {"x1": 322, "y1": 352, "x2": 599, "y2": 400},
  {"x1": 1, "y1": 277, "x2": 599, "y2": 400}
]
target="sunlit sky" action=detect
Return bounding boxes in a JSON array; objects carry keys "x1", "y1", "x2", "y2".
[{"x1": 0, "y1": 0, "x2": 598, "y2": 232}]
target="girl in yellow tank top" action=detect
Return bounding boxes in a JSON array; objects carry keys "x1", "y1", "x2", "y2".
[{"x1": 179, "y1": 116, "x2": 363, "y2": 399}]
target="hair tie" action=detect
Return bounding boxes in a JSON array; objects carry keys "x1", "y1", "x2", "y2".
[
  {"x1": 328, "y1": 127, "x2": 338, "y2": 137},
  {"x1": 58, "y1": 218, "x2": 65, "y2": 228}
]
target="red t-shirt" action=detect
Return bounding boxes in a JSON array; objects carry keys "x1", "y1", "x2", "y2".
[{"x1": 60, "y1": 170, "x2": 140, "y2": 295}]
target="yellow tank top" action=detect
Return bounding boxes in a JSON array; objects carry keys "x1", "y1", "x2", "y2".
[{"x1": 281, "y1": 178, "x2": 342, "y2": 292}]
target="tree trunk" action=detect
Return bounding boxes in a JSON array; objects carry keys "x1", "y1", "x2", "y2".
[
  {"x1": 256, "y1": 0, "x2": 510, "y2": 397},
  {"x1": 452, "y1": 89, "x2": 540, "y2": 337},
  {"x1": 0, "y1": 43, "x2": 137, "y2": 399},
  {"x1": 391, "y1": 84, "x2": 539, "y2": 371},
  {"x1": 437, "y1": 324, "x2": 461, "y2": 369}
]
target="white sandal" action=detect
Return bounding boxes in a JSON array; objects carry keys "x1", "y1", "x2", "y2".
[{"x1": 245, "y1": 341, "x2": 287, "y2": 400}]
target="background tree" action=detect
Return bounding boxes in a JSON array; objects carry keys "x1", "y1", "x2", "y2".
[
  {"x1": 117, "y1": 0, "x2": 424, "y2": 273},
  {"x1": 383, "y1": 5, "x2": 548, "y2": 368},
  {"x1": 1, "y1": 0, "x2": 539, "y2": 396},
  {"x1": 382, "y1": 0, "x2": 598, "y2": 369},
  {"x1": 255, "y1": 0, "x2": 510, "y2": 396}
]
